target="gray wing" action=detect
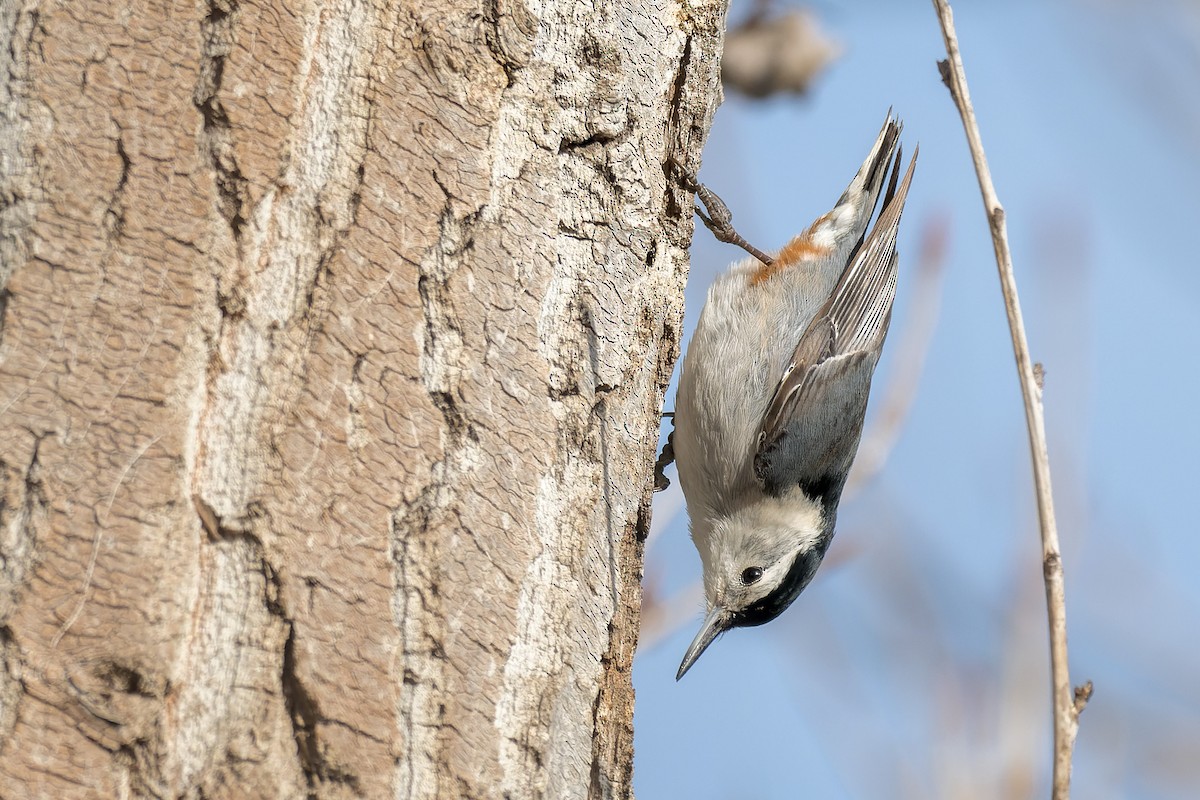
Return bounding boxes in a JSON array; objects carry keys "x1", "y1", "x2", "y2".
[{"x1": 754, "y1": 148, "x2": 918, "y2": 503}]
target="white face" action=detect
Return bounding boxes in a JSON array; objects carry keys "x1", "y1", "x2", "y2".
[
  {"x1": 699, "y1": 492, "x2": 827, "y2": 620},
  {"x1": 678, "y1": 491, "x2": 832, "y2": 679},
  {"x1": 711, "y1": 530, "x2": 803, "y2": 612}
]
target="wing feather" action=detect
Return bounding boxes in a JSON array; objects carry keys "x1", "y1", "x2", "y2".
[{"x1": 755, "y1": 148, "x2": 919, "y2": 499}]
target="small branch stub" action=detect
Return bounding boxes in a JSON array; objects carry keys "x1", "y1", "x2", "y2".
[{"x1": 1073, "y1": 680, "x2": 1094, "y2": 716}]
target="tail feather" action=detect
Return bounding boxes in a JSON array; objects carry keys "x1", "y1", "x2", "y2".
[
  {"x1": 804, "y1": 112, "x2": 901, "y2": 258},
  {"x1": 751, "y1": 112, "x2": 903, "y2": 290}
]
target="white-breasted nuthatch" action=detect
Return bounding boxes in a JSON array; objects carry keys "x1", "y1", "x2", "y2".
[{"x1": 673, "y1": 113, "x2": 917, "y2": 679}]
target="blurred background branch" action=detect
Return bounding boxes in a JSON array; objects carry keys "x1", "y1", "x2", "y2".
[{"x1": 722, "y1": 5, "x2": 841, "y2": 98}]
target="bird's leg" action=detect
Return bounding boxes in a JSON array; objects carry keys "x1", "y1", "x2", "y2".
[
  {"x1": 669, "y1": 159, "x2": 775, "y2": 267},
  {"x1": 654, "y1": 413, "x2": 676, "y2": 492}
]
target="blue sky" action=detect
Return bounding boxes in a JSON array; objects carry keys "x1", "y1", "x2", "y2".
[{"x1": 635, "y1": 2, "x2": 1200, "y2": 798}]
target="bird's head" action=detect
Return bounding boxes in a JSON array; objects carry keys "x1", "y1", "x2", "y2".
[{"x1": 677, "y1": 489, "x2": 833, "y2": 680}]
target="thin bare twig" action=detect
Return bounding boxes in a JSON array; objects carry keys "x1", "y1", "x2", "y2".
[{"x1": 930, "y1": 2, "x2": 1089, "y2": 797}]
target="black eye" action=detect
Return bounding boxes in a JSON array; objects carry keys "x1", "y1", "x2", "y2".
[{"x1": 740, "y1": 566, "x2": 763, "y2": 585}]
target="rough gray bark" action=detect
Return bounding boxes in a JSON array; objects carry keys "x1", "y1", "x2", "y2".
[{"x1": 0, "y1": 1, "x2": 726, "y2": 798}]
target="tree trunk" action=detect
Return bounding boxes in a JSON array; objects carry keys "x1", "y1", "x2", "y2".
[{"x1": 0, "y1": 1, "x2": 725, "y2": 797}]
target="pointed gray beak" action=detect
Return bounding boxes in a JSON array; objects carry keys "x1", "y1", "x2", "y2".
[{"x1": 676, "y1": 604, "x2": 731, "y2": 680}]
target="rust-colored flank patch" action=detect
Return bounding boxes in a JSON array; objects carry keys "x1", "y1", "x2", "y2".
[{"x1": 749, "y1": 213, "x2": 833, "y2": 286}]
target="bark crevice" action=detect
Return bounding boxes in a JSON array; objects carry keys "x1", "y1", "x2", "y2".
[{"x1": 194, "y1": 0, "x2": 248, "y2": 244}]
